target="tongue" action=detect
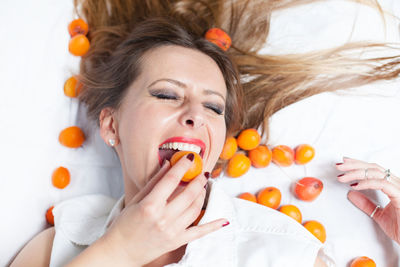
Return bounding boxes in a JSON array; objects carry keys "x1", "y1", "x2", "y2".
[{"x1": 159, "y1": 149, "x2": 179, "y2": 162}]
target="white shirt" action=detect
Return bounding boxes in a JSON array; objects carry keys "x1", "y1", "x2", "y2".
[{"x1": 50, "y1": 179, "x2": 333, "y2": 266}]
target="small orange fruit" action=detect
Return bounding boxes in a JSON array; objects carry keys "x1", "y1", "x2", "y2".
[
  {"x1": 272, "y1": 145, "x2": 294, "y2": 167},
  {"x1": 220, "y1": 137, "x2": 237, "y2": 160},
  {"x1": 303, "y1": 220, "x2": 326, "y2": 243},
  {"x1": 211, "y1": 166, "x2": 222, "y2": 178},
  {"x1": 238, "y1": 192, "x2": 257, "y2": 203},
  {"x1": 192, "y1": 209, "x2": 206, "y2": 226},
  {"x1": 59, "y1": 126, "x2": 85, "y2": 148},
  {"x1": 204, "y1": 28, "x2": 232, "y2": 51},
  {"x1": 52, "y1": 167, "x2": 71, "y2": 189},
  {"x1": 350, "y1": 256, "x2": 376, "y2": 267},
  {"x1": 248, "y1": 145, "x2": 272, "y2": 168},
  {"x1": 170, "y1": 151, "x2": 203, "y2": 182},
  {"x1": 279, "y1": 204, "x2": 302, "y2": 223},
  {"x1": 226, "y1": 153, "x2": 251, "y2": 178},
  {"x1": 69, "y1": 34, "x2": 90, "y2": 56},
  {"x1": 294, "y1": 144, "x2": 315, "y2": 165},
  {"x1": 294, "y1": 177, "x2": 323, "y2": 201},
  {"x1": 68, "y1": 18, "x2": 89, "y2": 37},
  {"x1": 46, "y1": 206, "x2": 55, "y2": 225},
  {"x1": 63, "y1": 76, "x2": 82, "y2": 98},
  {"x1": 257, "y1": 187, "x2": 281, "y2": 209},
  {"x1": 237, "y1": 129, "x2": 261, "y2": 151}
]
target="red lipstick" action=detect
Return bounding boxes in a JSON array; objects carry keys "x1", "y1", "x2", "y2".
[{"x1": 159, "y1": 137, "x2": 206, "y2": 155}]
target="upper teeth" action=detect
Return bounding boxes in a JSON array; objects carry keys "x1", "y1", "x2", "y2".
[{"x1": 160, "y1": 142, "x2": 202, "y2": 154}]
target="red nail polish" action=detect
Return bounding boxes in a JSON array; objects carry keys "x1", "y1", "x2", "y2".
[
  {"x1": 204, "y1": 172, "x2": 210, "y2": 179},
  {"x1": 350, "y1": 183, "x2": 358, "y2": 187},
  {"x1": 222, "y1": 221, "x2": 230, "y2": 227},
  {"x1": 186, "y1": 153, "x2": 194, "y2": 161},
  {"x1": 179, "y1": 181, "x2": 188, "y2": 186},
  {"x1": 337, "y1": 174, "x2": 345, "y2": 177},
  {"x1": 336, "y1": 163, "x2": 343, "y2": 165}
]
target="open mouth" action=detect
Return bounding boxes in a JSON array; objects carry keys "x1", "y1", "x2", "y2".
[{"x1": 158, "y1": 137, "x2": 206, "y2": 166}]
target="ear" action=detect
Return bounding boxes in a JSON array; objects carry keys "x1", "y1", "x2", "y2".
[{"x1": 99, "y1": 107, "x2": 119, "y2": 147}]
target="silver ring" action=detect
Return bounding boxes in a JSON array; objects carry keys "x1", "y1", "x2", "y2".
[
  {"x1": 364, "y1": 168, "x2": 369, "y2": 179},
  {"x1": 370, "y1": 205, "x2": 380, "y2": 218},
  {"x1": 384, "y1": 169, "x2": 391, "y2": 182}
]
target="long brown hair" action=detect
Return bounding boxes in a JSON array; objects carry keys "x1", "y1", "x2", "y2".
[{"x1": 75, "y1": 0, "x2": 400, "y2": 140}]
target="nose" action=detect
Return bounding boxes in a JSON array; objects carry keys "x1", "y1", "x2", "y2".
[{"x1": 179, "y1": 104, "x2": 205, "y2": 129}]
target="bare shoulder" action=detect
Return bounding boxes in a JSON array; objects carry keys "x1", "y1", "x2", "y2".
[{"x1": 10, "y1": 227, "x2": 55, "y2": 267}]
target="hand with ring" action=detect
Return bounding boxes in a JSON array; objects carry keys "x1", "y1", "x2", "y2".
[{"x1": 336, "y1": 157, "x2": 400, "y2": 244}]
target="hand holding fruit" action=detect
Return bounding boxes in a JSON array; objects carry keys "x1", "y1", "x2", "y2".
[{"x1": 93, "y1": 154, "x2": 227, "y2": 266}]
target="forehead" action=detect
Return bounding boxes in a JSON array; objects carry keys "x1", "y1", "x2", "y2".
[{"x1": 139, "y1": 45, "x2": 227, "y2": 97}]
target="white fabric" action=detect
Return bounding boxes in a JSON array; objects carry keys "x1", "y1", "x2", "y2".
[
  {"x1": 1, "y1": 0, "x2": 400, "y2": 266},
  {"x1": 50, "y1": 179, "x2": 323, "y2": 267}
]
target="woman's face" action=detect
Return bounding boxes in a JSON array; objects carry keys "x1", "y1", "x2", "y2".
[{"x1": 101, "y1": 45, "x2": 227, "y2": 197}]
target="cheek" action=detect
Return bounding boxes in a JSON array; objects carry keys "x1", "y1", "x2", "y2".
[{"x1": 118, "y1": 105, "x2": 165, "y2": 173}]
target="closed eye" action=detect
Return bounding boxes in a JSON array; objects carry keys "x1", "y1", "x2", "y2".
[
  {"x1": 150, "y1": 90, "x2": 179, "y2": 100},
  {"x1": 204, "y1": 103, "x2": 224, "y2": 115}
]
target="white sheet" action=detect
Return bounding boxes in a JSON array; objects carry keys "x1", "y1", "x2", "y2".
[{"x1": 1, "y1": 0, "x2": 399, "y2": 266}]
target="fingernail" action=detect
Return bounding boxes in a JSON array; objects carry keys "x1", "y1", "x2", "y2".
[
  {"x1": 336, "y1": 163, "x2": 343, "y2": 166},
  {"x1": 179, "y1": 181, "x2": 188, "y2": 186},
  {"x1": 222, "y1": 221, "x2": 230, "y2": 227},
  {"x1": 187, "y1": 153, "x2": 194, "y2": 161},
  {"x1": 350, "y1": 182, "x2": 358, "y2": 187},
  {"x1": 337, "y1": 173, "x2": 345, "y2": 177},
  {"x1": 204, "y1": 172, "x2": 210, "y2": 179}
]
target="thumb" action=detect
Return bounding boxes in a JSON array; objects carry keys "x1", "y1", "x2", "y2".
[{"x1": 347, "y1": 190, "x2": 380, "y2": 220}]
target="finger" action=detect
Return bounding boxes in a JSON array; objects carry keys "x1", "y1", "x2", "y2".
[
  {"x1": 129, "y1": 160, "x2": 171, "y2": 205},
  {"x1": 347, "y1": 190, "x2": 380, "y2": 218},
  {"x1": 350, "y1": 179, "x2": 400, "y2": 208},
  {"x1": 336, "y1": 157, "x2": 385, "y2": 172},
  {"x1": 146, "y1": 153, "x2": 195, "y2": 202},
  {"x1": 166, "y1": 172, "x2": 208, "y2": 216},
  {"x1": 182, "y1": 218, "x2": 229, "y2": 244},
  {"x1": 337, "y1": 168, "x2": 384, "y2": 183},
  {"x1": 386, "y1": 173, "x2": 400, "y2": 188},
  {"x1": 173, "y1": 189, "x2": 206, "y2": 230}
]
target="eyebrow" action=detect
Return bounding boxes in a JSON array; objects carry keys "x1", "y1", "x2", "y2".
[{"x1": 148, "y1": 78, "x2": 226, "y2": 101}]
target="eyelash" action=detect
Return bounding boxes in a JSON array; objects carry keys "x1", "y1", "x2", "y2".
[{"x1": 151, "y1": 92, "x2": 224, "y2": 115}]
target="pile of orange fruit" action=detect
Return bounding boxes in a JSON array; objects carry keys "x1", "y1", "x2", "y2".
[
  {"x1": 228, "y1": 129, "x2": 376, "y2": 265},
  {"x1": 68, "y1": 18, "x2": 90, "y2": 57},
  {"x1": 64, "y1": 18, "x2": 90, "y2": 98},
  {"x1": 238, "y1": 187, "x2": 326, "y2": 243},
  {"x1": 217, "y1": 128, "x2": 316, "y2": 178},
  {"x1": 46, "y1": 18, "x2": 89, "y2": 226}
]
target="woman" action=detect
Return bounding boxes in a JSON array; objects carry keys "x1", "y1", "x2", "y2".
[{"x1": 11, "y1": 0, "x2": 400, "y2": 266}]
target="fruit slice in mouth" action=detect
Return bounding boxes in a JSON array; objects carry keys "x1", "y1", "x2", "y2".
[
  {"x1": 170, "y1": 151, "x2": 203, "y2": 182},
  {"x1": 158, "y1": 141, "x2": 204, "y2": 166}
]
